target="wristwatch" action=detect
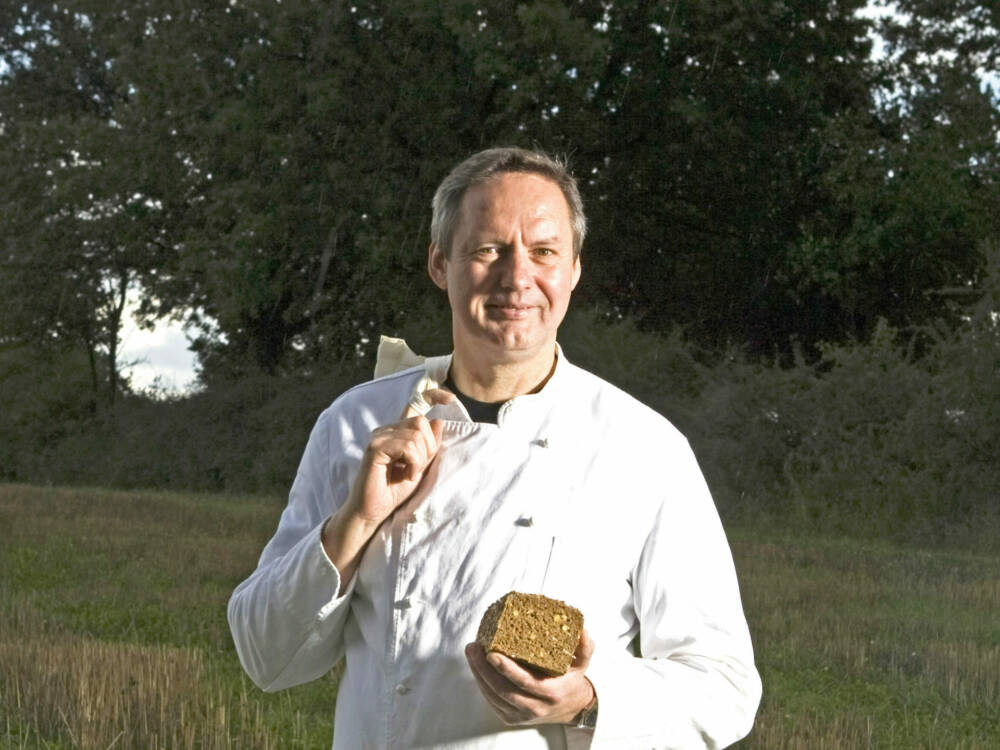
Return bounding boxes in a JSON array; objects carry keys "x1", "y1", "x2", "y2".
[{"x1": 572, "y1": 694, "x2": 599, "y2": 730}]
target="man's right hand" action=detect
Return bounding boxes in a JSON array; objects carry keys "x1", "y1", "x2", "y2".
[
  {"x1": 345, "y1": 412, "x2": 445, "y2": 526},
  {"x1": 322, "y1": 388, "x2": 454, "y2": 592}
]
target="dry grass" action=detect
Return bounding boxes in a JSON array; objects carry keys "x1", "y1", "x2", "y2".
[
  {"x1": 0, "y1": 484, "x2": 333, "y2": 749},
  {"x1": 731, "y1": 533, "x2": 1000, "y2": 749},
  {"x1": 0, "y1": 599, "x2": 304, "y2": 750},
  {"x1": 742, "y1": 707, "x2": 876, "y2": 750},
  {"x1": 2, "y1": 484, "x2": 997, "y2": 748}
]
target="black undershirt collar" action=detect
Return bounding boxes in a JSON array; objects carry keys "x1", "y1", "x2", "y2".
[{"x1": 443, "y1": 374, "x2": 502, "y2": 424}]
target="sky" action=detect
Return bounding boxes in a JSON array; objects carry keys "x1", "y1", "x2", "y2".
[{"x1": 118, "y1": 296, "x2": 198, "y2": 394}]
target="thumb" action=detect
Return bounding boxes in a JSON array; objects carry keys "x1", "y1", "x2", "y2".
[
  {"x1": 572, "y1": 628, "x2": 595, "y2": 669},
  {"x1": 429, "y1": 416, "x2": 446, "y2": 446},
  {"x1": 401, "y1": 385, "x2": 456, "y2": 419}
]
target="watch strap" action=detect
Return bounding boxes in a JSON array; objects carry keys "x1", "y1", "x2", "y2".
[{"x1": 572, "y1": 694, "x2": 599, "y2": 729}]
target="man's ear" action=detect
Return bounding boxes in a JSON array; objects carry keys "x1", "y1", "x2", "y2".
[
  {"x1": 428, "y1": 243, "x2": 448, "y2": 290},
  {"x1": 570, "y1": 255, "x2": 582, "y2": 291}
]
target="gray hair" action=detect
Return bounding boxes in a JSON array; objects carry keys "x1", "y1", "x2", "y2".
[{"x1": 430, "y1": 147, "x2": 587, "y2": 258}]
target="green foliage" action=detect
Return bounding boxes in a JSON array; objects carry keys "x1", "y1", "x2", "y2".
[
  {"x1": 5, "y1": 0, "x2": 996, "y2": 379},
  {"x1": 107, "y1": 0, "x2": 614, "y2": 376},
  {"x1": 693, "y1": 261, "x2": 1000, "y2": 542},
  {"x1": 0, "y1": 345, "x2": 100, "y2": 479},
  {"x1": 578, "y1": 0, "x2": 882, "y2": 354},
  {"x1": 2, "y1": 1, "x2": 998, "y2": 541},
  {"x1": 2, "y1": 361, "x2": 366, "y2": 493},
  {"x1": 0, "y1": 1, "x2": 186, "y2": 405},
  {"x1": 881, "y1": 0, "x2": 999, "y2": 80},
  {"x1": 796, "y1": 54, "x2": 1000, "y2": 343},
  {"x1": 3, "y1": 283, "x2": 998, "y2": 542}
]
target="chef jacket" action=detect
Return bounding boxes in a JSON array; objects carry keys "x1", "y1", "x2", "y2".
[{"x1": 228, "y1": 350, "x2": 761, "y2": 749}]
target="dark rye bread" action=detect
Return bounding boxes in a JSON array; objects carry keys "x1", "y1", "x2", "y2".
[{"x1": 476, "y1": 591, "x2": 584, "y2": 676}]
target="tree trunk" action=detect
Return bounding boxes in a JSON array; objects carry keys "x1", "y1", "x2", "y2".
[{"x1": 106, "y1": 270, "x2": 130, "y2": 409}]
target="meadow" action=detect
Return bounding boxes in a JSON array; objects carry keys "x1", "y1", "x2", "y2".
[{"x1": 1, "y1": 483, "x2": 998, "y2": 749}]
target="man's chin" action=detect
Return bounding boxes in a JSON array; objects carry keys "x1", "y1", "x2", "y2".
[
  {"x1": 457, "y1": 328, "x2": 544, "y2": 358},
  {"x1": 487, "y1": 336, "x2": 558, "y2": 364}
]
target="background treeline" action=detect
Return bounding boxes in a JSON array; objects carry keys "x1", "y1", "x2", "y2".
[
  {"x1": 3, "y1": 292, "x2": 997, "y2": 546},
  {"x1": 1, "y1": 0, "x2": 998, "y2": 543}
]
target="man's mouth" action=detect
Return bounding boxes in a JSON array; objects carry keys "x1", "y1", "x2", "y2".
[{"x1": 486, "y1": 302, "x2": 534, "y2": 319}]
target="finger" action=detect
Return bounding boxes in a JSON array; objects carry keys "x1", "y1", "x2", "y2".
[
  {"x1": 466, "y1": 646, "x2": 514, "y2": 707},
  {"x1": 571, "y1": 628, "x2": 595, "y2": 670},
  {"x1": 372, "y1": 416, "x2": 436, "y2": 462},
  {"x1": 400, "y1": 416, "x2": 440, "y2": 480},
  {"x1": 429, "y1": 417, "x2": 445, "y2": 446},
  {"x1": 466, "y1": 645, "x2": 525, "y2": 702},
  {"x1": 385, "y1": 450, "x2": 422, "y2": 484},
  {"x1": 469, "y1": 661, "x2": 524, "y2": 724},
  {"x1": 401, "y1": 432, "x2": 436, "y2": 481},
  {"x1": 485, "y1": 651, "x2": 553, "y2": 700},
  {"x1": 466, "y1": 642, "x2": 502, "y2": 687},
  {"x1": 400, "y1": 382, "x2": 454, "y2": 419},
  {"x1": 424, "y1": 387, "x2": 456, "y2": 406},
  {"x1": 412, "y1": 415, "x2": 439, "y2": 459},
  {"x1": 465, "y1": 645, "x2": 535, "y2": 724},
  {"x1": 477, "y1": 647, "x2": 559, "y2": 709},
  {"x1": 380, "y1": 416, "x2": 438, "y2": 466},
  {"x1": 466, "y1": 645, "x2": 513, "y2": 705},
  {"x1": 370, "y1": 432, "x2": 432, "y2": 482}
]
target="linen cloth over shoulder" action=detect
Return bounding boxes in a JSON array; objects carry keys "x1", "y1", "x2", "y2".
[{"x1": 227, "y1": 348, "x2": 761, "y2": 749}]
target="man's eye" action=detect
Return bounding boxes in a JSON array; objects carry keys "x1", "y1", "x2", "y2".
[
  {"x1": 534, "y1": 247, "x2": 555, "y2": 256},
  {"x1": 477, "y1": 246, "x2": 498, "y2": 255}
]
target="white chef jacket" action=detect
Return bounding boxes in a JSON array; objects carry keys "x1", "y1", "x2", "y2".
[{"x1": 228, "y1": 350, "x2": 761, "y2": 749}]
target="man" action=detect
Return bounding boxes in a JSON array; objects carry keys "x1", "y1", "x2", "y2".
[{"x1": 228, "y1": 148, "x2": 761, "y2": 749}]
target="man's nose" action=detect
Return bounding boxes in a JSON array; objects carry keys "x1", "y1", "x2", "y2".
[{"x1": 499, "y1": 245, "x2": 532, "y2": 289}]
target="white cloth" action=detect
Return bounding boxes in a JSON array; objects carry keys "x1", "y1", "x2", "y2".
[
  {"x1": 373, "y1": 335, "x2": 426, "y2": 379},
  {"x1": 228, "y1": 351, "x2": 761, "y2": 749}
]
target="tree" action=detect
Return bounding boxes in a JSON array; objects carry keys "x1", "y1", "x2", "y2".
[
  {"x1": 570, "y1": 0, "x2": 881, "y2": 354},
  {"x1": 788, "y1": 0, "x2": 1000, "y2": 343},
  {"x1": 4, "y1": 0, "x2": 996, "y2": 384},
  {"x1": 140, "y1": 0, "x2": 889, "y2": 366},
  {"x1": 0, "y1": 1, "x2": 183, "y2": 406},
  {"x1": 124, "y1": 0, "x2": 610, "y2": 377}
]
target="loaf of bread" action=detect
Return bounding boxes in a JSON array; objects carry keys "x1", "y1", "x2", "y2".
[{"x1": 476, "y1": 591, "x2": 583, "y2": 676}]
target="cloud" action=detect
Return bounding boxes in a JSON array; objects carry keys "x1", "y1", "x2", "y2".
[{"x1": 119, "y1": 301, "x2": 198, "y2": 394}]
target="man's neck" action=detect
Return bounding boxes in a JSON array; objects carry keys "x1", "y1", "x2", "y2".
[{"x1": 449, "y1": 347, "x2": 557, "y2": 404}]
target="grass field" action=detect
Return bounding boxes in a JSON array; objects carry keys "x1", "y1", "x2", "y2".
[{"x1": 1, "y1": 484, "x2": 998, "y2": 748}]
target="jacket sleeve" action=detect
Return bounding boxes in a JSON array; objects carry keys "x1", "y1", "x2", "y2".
[
  {"x1": 569, "y1": 440, "x2": 762, "y2": 750},
  {"x1": 227, "y1": 407, "x2": 362, "y2": 692}
]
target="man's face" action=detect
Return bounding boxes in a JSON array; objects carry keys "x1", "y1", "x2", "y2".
[{"x1": 428, "y1": 172, "x2": 581, "y2": 367}]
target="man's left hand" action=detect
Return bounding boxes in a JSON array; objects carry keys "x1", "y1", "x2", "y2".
[{"x1": 464, "y1": 629, "x2": 596, "y2": 726}]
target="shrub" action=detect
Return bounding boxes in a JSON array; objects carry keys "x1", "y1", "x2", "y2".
[{"x1": 4, "y1": 285, "x2": 997, "y2": 547}]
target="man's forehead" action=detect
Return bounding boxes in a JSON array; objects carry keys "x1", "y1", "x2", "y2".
[{"x1": 458, "y1": 173, "x2": 570, "y2": 235}]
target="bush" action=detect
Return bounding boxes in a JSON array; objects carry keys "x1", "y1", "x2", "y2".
[
  {"x1": 4, "y1": 289, "x2": 998, "y2": 548},
  {"x1": 694, "y1": 311, "x2": 999, "y2": 544},
  {"x1": 4, "y1": 364, "x2": 366, "y2": 494}
]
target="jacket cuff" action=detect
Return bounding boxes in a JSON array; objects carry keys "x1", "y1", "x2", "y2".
[
  {"x1": 267, "y1": 520, "x2": 355, "y2": 633},
  {"x1": 308, "y1": 519, "x2": 357, "y2": 625}
]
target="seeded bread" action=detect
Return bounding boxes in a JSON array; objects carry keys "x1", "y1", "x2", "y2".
[{"x1": 476, "y1": 591, "x2": 583, "y2": 676}]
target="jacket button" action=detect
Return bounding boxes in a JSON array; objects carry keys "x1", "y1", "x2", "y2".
[{"x1": 395, "y1": 683, "x2": 411, "y2": 695}]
